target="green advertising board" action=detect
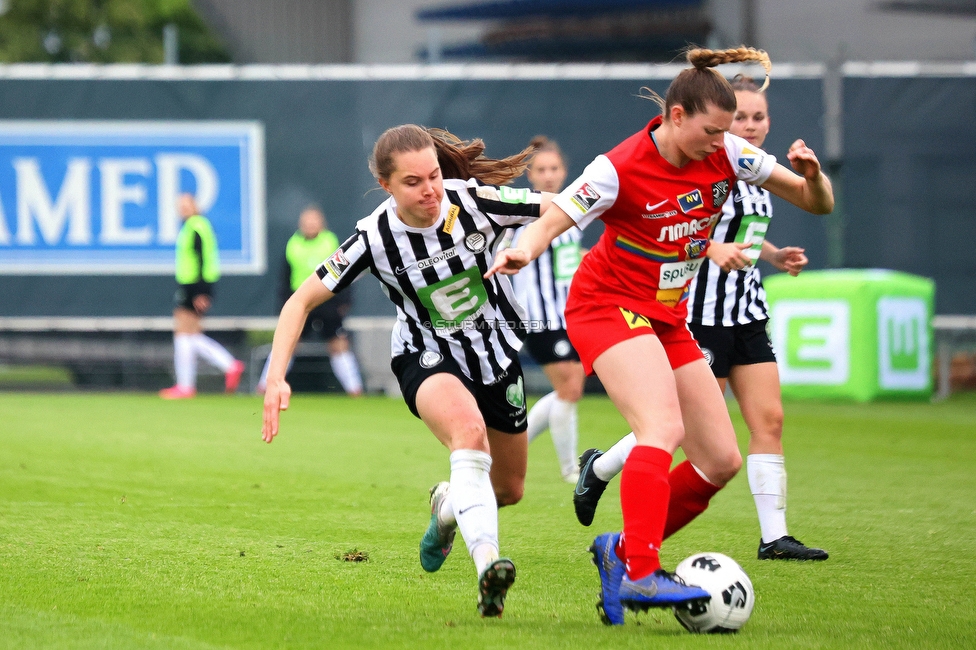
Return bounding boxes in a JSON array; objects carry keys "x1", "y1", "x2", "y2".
[{"x1": 764, "y1": 270, "x2": 934, "y2": 401}]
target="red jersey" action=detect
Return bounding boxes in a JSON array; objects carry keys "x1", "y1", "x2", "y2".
[{"x1": 552, "y1": 116, "x2": 776, "y2": 325}]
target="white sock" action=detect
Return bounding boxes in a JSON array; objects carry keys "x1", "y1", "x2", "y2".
[
  {"x1": 174, "y1": 334, "x2": 196, "y2": 389},
  {"x1": 192, "y1": 334, "x2": 235, "y2": 372},
  {"x1": 449, "y1": 449, "x2": 499, "y2": 576},
  {"x1": 329, "y1": 350, "x2": 363, "y2": 395},
  {"x1": 747, "y1": 454, "x2": 789, "y2": 543},
  {"x1": 549, "y1": 397, "x2": 579, "y2": 478},
  {"x1": 593, "y1": 432, "x2": 637, "y2": 481},
  {"x1": 526, "y1": 392, "x2": 555, "y2": 443},
  {"x1": 438, "y1": 488, "x2": 457, "y2": 528}
]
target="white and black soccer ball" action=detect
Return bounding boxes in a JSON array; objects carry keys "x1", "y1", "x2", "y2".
[{"x1": 673, "y1": 552, "x2": 754, "y2": 633}]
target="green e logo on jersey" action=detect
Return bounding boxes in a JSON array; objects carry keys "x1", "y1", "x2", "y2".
[
  {"x1": 552, "y1": 241, "x2": 582, "y2": 281},
  {"x1": 498, "y1": 186, "x2": 530, "y2": 204},
  {"x1": 416, "y1": 267, "x2": 489, "y2": 331},
  {"x1": 735, "y1": 213, "x2": 770, "y2": 262}
]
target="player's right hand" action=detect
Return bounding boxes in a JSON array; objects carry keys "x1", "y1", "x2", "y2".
[
  {"x1": 484, "y1": 248, "x2": 529, "y2": 278},
  {"x1": 262, "y1": 379, "x2": 292, "y2": 443},
  {"x1": 706, "y1": 241, "x2": 753, "y2": 273}
]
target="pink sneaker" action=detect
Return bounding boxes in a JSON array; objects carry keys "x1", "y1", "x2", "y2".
[
  {"x1": 159, "y1": 385, "x2": 196, "y2": 400},
  {"x1": 225, "y1": 360, "x2": 245, "y2": 394}
]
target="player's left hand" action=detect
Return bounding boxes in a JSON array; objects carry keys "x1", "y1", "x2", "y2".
[
  {"x1": 770, "y1": 246, "x2": 809, "y2": 276},
  {"x1": 262, "y1": 379, "x2": 292, "y2": 443},
  {"x1": 786, "y1": 139, "x2": 823, "y2": 180}
]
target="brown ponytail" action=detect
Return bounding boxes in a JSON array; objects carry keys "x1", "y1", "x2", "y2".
[
  {"x1": 429, "y1": 128, "x2": 536, "y2": 185},
  {"x1": 370, "y1": 124, "x2": 536, "y2": 186}
]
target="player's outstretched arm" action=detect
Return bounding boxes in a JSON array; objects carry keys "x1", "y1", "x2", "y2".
[
  {"x1": 485, "y1": 204, "x2": 576, "y2": 277},
  {"x1": 262, "y1": 277, "x2": 334, "y2": 443},
  {"x1": 760, "y1": 139, "x2": 834, "y2": 215},
  {"x1": 760, "y1": 240, "x2": 808, "y2": 276}
]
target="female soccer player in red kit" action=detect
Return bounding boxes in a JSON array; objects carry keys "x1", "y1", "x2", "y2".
[{"x1": 487, "y1": 46, "x2": 833, "y2": 625}]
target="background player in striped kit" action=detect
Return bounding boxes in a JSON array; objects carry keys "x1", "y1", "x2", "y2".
[
  {"x1": 261, "y1": 125, "x2": 552, "y2": 618},
  {"x1": 488, "y1": 47, "x2": 833, "y2": 625},
  {"x1": 514, "y1": 137, "x2": 586, "y2": 483},
  {"x1": 572, "y1": 76, "x2": 828, "y2": 561}
]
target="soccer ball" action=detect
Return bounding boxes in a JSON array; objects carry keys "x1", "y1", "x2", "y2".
[{"x1": 672, "y1": 552, "x2": 754, "y2": 633}]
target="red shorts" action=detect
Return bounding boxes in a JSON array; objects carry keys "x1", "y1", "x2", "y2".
[{"x1": 565, "y1": 301, "x2": 704, "y2": 375}]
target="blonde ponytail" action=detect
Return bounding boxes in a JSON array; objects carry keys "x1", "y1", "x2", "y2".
[
  {"x1": 687, "y1": 46, "x2": 771, "y2": 91},
  {"x1": 648, "y1": 45, "x2": 773, "y2": 120}
]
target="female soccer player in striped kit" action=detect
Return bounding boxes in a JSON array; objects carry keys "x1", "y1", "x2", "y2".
[
  {"x1": 262, "y1": 125, "x2": 552, "y2": 618},
  {"x1": 514, "y1": 137, "x2": 586, "y2": 483},
  {"x1": 572, "y1": 76, "x2": 828, "y2": 562},
  {"x1": 488, "y1": 47, "x2": 833, "y2": 625}
]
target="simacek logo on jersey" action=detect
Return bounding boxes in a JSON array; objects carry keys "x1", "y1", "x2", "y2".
[
  {"x1": 677, "y1": 189, "x2": 704, "y2": 213},
  {"x1": 655, "y1": 215, "x2": 718, "y2": 242},
  {"x1": 569, "y1": 183, "x2": 600, "y2": 213}
]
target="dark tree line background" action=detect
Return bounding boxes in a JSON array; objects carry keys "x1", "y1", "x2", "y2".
[{"x1": 0, "y1": 0, "x2": 230, "y2": 63}]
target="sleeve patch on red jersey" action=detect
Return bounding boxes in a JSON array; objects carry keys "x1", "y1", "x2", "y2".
[
  {"x1": 738, "y1": 147, "x2": 766, "y2": 175},
  {"x1": 569, "y1": 183, "x2": 601, "y2": 213}
]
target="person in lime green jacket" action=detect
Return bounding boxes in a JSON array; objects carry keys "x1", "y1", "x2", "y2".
[
  {"x1": 160, "y1": 193, "x2": 245, "y2": 399},
  {"x1": 256, "y1": 205, "x2": 362, "y2": 395}
]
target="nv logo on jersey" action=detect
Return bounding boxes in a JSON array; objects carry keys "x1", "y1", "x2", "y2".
[
  {"x1": 738, "y1": 147, "x2": 764, "y2": 175},
  {"x1": 676, "y1": 189, "x2": 704, "y2": 213}
]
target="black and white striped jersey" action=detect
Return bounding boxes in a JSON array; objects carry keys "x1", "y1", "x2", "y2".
[
  {"x1": 513, "y1": 229, "x2": 582, "y2": 332},
  {"x1": 316, "y1": 178, "x2": 542, "y2": 385},
  {"x1": 687, "y1": 181, "x2": 773, "y2": 326}
]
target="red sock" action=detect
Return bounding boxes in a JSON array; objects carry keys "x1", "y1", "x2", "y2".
[
  {"x1": 619, "y1": 445, "x2": 672, "y2": 580},
  {"x1": 663, "y1": 460, "x2": 721, "y2": 539}
]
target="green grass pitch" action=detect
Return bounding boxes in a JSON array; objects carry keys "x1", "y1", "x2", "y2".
[{"x1": 1, "y1": 391, "x2": 974, "y2": 649}]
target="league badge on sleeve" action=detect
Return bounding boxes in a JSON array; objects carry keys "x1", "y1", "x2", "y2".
[
  {"x1": 738, "y1": 147, "x2": 765, "y2": 175},
  {"x1": 324, "y1": 248, "x2": 350, "y2": 279},
  {"x1": 569, "y1": 183, "x2": 601, "y2": 213}
]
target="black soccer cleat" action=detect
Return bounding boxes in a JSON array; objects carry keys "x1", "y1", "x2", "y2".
[
  {"x1": 477, "y1": 558, "x2": 517, "y2": 618},
  {"x1": 757, "y1": 535, "x2": 829, "y2": 561},
  {"x1": 574, "y1": 448, "x2": 609, "y2": 527}
]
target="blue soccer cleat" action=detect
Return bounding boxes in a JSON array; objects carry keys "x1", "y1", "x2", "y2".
[
  {"x1": 419, "y1": 482, "x2": 456, "y2": 572},
  {"x1": 618, "y1": 569, "x2": 711, "y2": 611},
  {"x1": 589, "y1": 532, "x2": 626, "y2": 625}
]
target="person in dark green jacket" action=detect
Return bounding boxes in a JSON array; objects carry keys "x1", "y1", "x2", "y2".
[
  {"x1": 160, "y1": 193, "x2": 245, "y2": 399},
  {"x1": 256, "y1": 205, "x2": 362, "y2": 395}
]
